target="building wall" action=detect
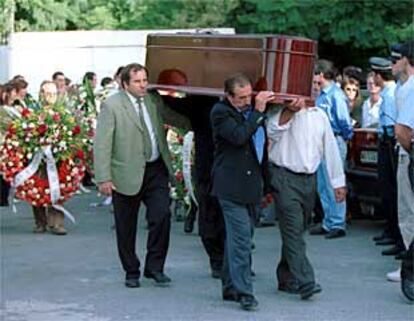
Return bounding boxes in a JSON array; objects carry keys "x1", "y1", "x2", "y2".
[{"x1": 0, "y1": 28, "x2": 234, "y2": 96}]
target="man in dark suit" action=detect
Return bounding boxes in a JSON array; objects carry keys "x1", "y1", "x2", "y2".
[
  {"x1": 210, "y1": 73, "x2": 274, "y2": 311},
  {"x1": 94, "y1": 63, "x2": 188, "y2": 288}
]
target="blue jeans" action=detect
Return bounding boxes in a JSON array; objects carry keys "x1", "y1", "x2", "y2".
[
  {"x1": 218, "y1": 199, "x2": 254, "y2": 296},
  {"x1": 317, "y1": 136, "x2": 347, "y2": 231}
]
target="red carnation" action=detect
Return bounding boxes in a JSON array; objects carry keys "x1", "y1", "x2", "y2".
[
  {"x1": 7, "y1": 123, "x2": 16, "y2": 135},
  {"x1": 177, "y1": 136, "x2": 184, "y2": 144},
  {"x1": 37, "y1": 124, "x2": 48, "y2": 135},
  {"x1": 72, "y1": 125, "x2": 81, "y2": 135},
  {"x1": 175, "y1": 171, "x2": 184, "y2": 182},
  {"x1": 21, "y1": 108, "x2": 31, "y2": 118},
  {"x1": 52, "y1": 113, "x2": 61, "y2": 122},
  {"x1": 76, "y1": 149, "x2": 85, "y2": 160}
]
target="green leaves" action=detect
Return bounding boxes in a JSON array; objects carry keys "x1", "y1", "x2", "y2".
[{"x1": 1, "y1": 0, "x2": 412, "y2": 67}]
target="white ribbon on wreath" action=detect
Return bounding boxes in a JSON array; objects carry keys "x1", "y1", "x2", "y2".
[
  {"x1": 182, "y1": 131, "x2": 198, "y2": 207},
  {"x1": 9, "y1": 145, "x2": 76, "y2": 223}
]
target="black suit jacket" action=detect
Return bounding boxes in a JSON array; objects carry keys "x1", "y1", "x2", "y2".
[{"x1": 210, "y1": 99, "x2": 269, "y2": 205}]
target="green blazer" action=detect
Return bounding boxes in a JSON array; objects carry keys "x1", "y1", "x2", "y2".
[{"x1": 94, "y1": 90, "x2": 188, "y2": 195}]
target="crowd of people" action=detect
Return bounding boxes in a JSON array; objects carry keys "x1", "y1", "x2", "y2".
[{"x1": 0, "y1": 40, "x2": 413, "y2": 311}]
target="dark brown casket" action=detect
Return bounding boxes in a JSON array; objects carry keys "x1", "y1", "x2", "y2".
[{"x1": 145, "y1": 33, "x2": 317, "y2": 104}]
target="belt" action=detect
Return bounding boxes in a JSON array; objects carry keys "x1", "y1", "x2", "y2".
[{"x1": 272, "y1": 164, "x2": 314, "y2": 177}]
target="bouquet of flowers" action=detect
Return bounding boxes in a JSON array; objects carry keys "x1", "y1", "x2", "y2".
[
  {"x1": 167, "y1": 125, "x2": 192, "y2": 207},
  {"x1": 67, "y1": 82, "x2": 97, "y2": 175},
  {"x1": 0, "y1": 100, "x2": 87, "y2": 207}
]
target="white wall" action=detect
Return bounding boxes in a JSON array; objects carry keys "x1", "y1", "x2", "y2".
[
  {"x1": 0, "y1": 46, "x2": 10, "y2": 82},
  {"x1": 0, "y1": 28, "x2": 234, "y2": 96}
]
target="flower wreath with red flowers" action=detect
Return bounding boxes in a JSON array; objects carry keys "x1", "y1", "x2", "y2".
[{"x1": 0, "y1": 101, "x2": 88, "y2": 207}]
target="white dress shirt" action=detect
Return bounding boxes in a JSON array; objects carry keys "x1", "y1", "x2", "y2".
[
  {"x1": 395, "y1": 76, "x2": 414, "y2": 156},
  {"x1": 361, "y1": 96, "x2": 382, "y2": 128},
  {"x1": 267, "y1": 107, "x2": 345, "y2": 189},
  {"x1": 126, "y1": 92, "x2": 160, "y2": 162}
]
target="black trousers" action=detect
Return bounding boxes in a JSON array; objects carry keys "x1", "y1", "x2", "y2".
[
  {"x1": 378, "y1": 139, "x2": 403, "y2": 246},
  {"x1": 112, "y1": 158, "x2": 171, "y2": 279},
  {"x1": 0, "y1": 175, "x2": 10, "y2": 206},
  {"x1": 196, "y1": 178, "x2": 225, "y2": 270}
]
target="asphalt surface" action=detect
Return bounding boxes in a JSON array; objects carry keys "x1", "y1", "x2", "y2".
[{"x1": 1, "y1": 191, "x2": 413, "y2": 321}]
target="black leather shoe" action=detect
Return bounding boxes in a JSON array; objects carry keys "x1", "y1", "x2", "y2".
[
  {"x1": 278, "y1": 280, "x2": 300, "y2": 294},
  {"x1": 373, "y1": 232, "x2": 388, "y2": 242},
  {"x1": 125, "y1": 278, "x2": 140, "y2": 288},
  {"x1": 278, "y1": 284, "x2": 300, "y2": 294},
  {"x1": 144, "y1": 271, "x2": 171, "y2": 285},
  {"x1": 222, "y1": 290, "x2": 240, "y2": 302},
  {"x1": 375, "y1": 238, "x2": 396, "y2": 246},
  {"x1": 395, "y1": 251, "x2": 408, "y2": 260},
  {"x1": 239, "y1": 295, "x2": 258, "y2": 311},
  {"x1": 300, "y1": 283, "x2": 322, "y2": 300},
  {"x1": 309, "y1": 225, "x2": 328, "y2": 235},
  {"x1": 402, "y1": 278, "x2": 414, "y2": 302},
  {"x1": 382, "y1": 245, "x2": 404, "y2": 256},
  {"x1": 184, "y1": 216, "x2": 195, "y2": 234},
  {"x1": 325, "y1": 229, "x2": 346, "y2": 239}
]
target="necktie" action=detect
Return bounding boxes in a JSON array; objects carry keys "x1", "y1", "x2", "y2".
[{"x1": 136, "y1": 99, "x2": 153, "y2": 161}]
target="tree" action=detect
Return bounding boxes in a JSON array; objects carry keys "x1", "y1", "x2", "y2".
[{"x1": 233, "y1": 0, "x2": 414, "y2": 68}]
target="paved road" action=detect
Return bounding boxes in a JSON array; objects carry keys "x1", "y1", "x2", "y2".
[{"x1": 1, "y1": 192, "x2": 412, "y2": 321}]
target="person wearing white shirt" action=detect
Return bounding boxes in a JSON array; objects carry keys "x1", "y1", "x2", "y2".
[
  {"x1": 386, "y1": 42, "x2": 414, "y2": 298},
  {"x1": 361, "y1": 72, "x2": 382, "y2": 128},
  {"x1": 266, "y1": 101, "x2": 346, "y2": 300}
]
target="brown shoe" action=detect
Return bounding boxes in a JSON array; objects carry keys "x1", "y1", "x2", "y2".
[
  {"x1": 50, "y1": 226, "x2": 67, "y2": 235},
  {"x1": 33, "y1": 225, "x2": 47, "y2": 233},
  {"x1": 48, "y1": 208, "x2": 67, "y2": 235},
  {"x1": 32, "y1": 206, "x2": 47, "y2": 233}
]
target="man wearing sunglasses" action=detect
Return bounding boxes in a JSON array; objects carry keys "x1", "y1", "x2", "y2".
[{"x1": 390, "y1": 41, "x2": 414, "y2": 301}]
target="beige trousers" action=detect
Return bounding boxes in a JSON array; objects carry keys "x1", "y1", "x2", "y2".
[{"x1": 398, "y1": 154, "x2": 414, "y2": 249}]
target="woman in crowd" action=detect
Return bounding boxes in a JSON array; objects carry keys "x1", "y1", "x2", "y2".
[
  {"x1": 361, "y1": 72, "x2": 382, "y2": 128},
  {"x1": 342, "y1": 76, "x2": 363, "y2": 127}
]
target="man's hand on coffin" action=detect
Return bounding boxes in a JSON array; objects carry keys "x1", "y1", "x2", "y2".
[{"x1": 255, "y1": 91, "x2": 276, "y2": 113}]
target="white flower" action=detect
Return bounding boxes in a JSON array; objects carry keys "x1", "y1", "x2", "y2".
[
  {"x1": 53, "y1": 148, "x2": 58, "y2": 153},
  {"x1": 28, "y1": 123, "x2": 35, "y2": 129},
  {"x1": 33, "y1": 188, "x2": 38, "y2": 193},
  {"x1": 12, "y1": 141, "x2": 19, "y2": 147},
  {"x1": 67, "y1": 131, "x2": 73, "y2": 137},
  {"x1": 58, "y1": 141, "x2": 67, "y2": 148},
  {"x1": 48, "y1": 110, "x2": 55, "y2": 116},
  {"x1": 22, "y1": 122, "x2": 28, "y2": 129},
  {"x1": 45, "y1": 189, "x2": 50, "y2": 194},
  {"x1": 27, "y1": 153, "x2": 32, "y2": 160},
  {"x1": 25, "y1": 137, "x2": 30, "y2": 142}
]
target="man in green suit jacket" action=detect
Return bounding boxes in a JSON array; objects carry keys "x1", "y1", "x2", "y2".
[{"x1": 94, "y1": 63, "x2": 181, "y2": 288}]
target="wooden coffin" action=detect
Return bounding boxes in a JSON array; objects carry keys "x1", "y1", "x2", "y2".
[{"x1": 145, "y1": 33, "x2": 317, "y2": 104}]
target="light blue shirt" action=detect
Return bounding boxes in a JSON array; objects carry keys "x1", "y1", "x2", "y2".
[
  {"x1": 378, "y1": 81, "x2": 397, "y2": 136},
  {"x1": 316, "y1": 82, "x2": 353, "y2": 141},
  {"x1": 238, "y1": 106, "x2": 265, "y2": 164},
  {"x1": 396, "y1": 76, "x2": 414, "y2": 130}
]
